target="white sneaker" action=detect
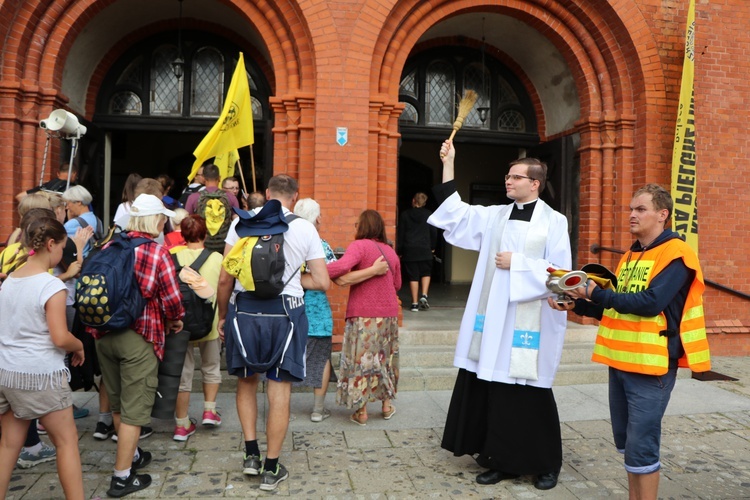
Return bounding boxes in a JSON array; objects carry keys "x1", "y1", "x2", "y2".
[
  {"x1": 419, "y1": 295, "x2": 430, "y2": 310},
  {"x1": 310, "y1": 408, "x2": 331, "y2": 422}
]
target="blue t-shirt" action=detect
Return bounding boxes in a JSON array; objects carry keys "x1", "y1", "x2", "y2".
[
  {"x1": 305, "y1": 239, "x2": 336, "y2": 337},
  {"x1": 63, "y1": 211, "x2": 99, "y2": 258}
]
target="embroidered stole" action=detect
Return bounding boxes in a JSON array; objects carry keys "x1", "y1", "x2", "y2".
[{"x1": 469, "y1": 201, "x2": 552, "y2": 380}]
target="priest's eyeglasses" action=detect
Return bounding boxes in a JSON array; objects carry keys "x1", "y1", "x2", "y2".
[{"x1": 504, "y1": 174, "x2": 534, "y2": 181}]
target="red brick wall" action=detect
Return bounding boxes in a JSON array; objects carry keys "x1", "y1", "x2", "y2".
[{"x1": 1, "y1": 0, "x2": 749, "y2": 348}]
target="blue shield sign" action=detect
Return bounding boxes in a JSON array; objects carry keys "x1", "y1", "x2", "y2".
[{"x1": 336, "y1": 127, "x2": 348, "y2": 146}]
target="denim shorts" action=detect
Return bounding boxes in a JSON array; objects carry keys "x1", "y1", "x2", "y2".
[{"x1": 608, "y1": 366, "x2": 677, "y2": 474}]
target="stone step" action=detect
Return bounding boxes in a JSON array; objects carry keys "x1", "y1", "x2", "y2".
[
  {"x1": 192, "y1": 356, "x2": 645, "y2": 392},
  {"x1": 554, "y1": 363, "x2": 609, "y2": 385},
  {"x1": 563, "y1": 326, "x2": 599, "y2": 343},
  {"x1": 399, "y1": 345, "x2": 455, "y2": 368},
  {"x1": 398, "y1": 367, "x2": 460, "y2": 391},
  {"x1": 398, "y1": 323, "x2": 600, "y2": 346},
  {"x1": 189, "y1": 323, "x2": 610, "y2": 392},
  {"x1": 398, "y1": 329, "x2": 458, "y2": 346},
  {"x1": 398, "y1": 342, "x2": 598, "y2": 367}
]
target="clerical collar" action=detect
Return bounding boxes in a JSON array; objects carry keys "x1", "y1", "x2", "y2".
[{"x1": 510, "y1": 199, "x2": 538, "y2": 222}]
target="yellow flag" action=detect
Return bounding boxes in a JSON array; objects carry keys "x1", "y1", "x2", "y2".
[
  {"x1": 214, "y1": 149, "x2": 239, "y2": 180},
  {"x1": 670, "y1": 0, "x2": 697, "y2": 254},
  {"x1": 188, "y1": 53, "x2": 254, "y2": 181}
]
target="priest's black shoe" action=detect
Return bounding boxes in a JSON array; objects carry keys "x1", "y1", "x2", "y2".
[
  {"x1": 534, "y1": 471, "x2": 559, "y2": 490},
  {"x1": 476, "y1": 469, "x2": 520, "y2": 485},
  {"x1": 474, "y1": 454, "x2": 492, "y2": 469}
]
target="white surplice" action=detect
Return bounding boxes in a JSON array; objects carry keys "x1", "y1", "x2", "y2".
[{"x1": 428, "y1": 192, "x2": 572, "y2": 388}]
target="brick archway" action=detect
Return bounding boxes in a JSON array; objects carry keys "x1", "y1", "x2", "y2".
[
  {"x1": 0, "y1": 0, "x2": 319, "y2": 233},
  {"x1": 368, "y1": 0, "x2": 667, "y2": 271}
]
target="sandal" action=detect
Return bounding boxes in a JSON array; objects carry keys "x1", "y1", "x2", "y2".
[
  {"x1": 350, "y1": 408, "x2": 367, "y2": 426},
  {"x1": 382, "y1": 404, "x2": 396, "y2": 420}
]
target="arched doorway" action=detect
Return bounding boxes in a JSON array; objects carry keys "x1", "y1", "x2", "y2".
[
  {"x1": 369, "y1": 2, "x2": 655, "y2": 282},
  {"x1": 91, "y1": 31, "x2": 272, "y2": 222},
  {"x1": 395, "y1": 40, "x2": 580, "y2": 283}
]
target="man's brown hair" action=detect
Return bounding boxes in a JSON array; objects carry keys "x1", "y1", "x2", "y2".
[
  {"x1": 634, "y1": 183, "x2": 673, "y2": 220},
  {"x1": 508, "y1": 157, "x2": 547, "y2": 193},
  {"x1": 267, "y1": 174, "x2": 298, "y2": 198}
]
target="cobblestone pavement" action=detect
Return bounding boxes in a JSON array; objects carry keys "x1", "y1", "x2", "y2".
[{"x1": 7, "y1": 357, "x2": 750, "y2": 499}]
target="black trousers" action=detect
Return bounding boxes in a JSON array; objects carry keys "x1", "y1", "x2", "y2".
[{"x1": 441, "y1": 369, "x2": 562, "y2": 475}]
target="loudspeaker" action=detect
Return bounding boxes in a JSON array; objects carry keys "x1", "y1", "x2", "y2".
[{"x1": 40, "y1": 110, "x2": 87, "y2": 138}]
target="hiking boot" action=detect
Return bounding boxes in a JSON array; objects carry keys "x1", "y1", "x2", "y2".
[
  {"x1": 112, "y1": 426, "x2": 153, "y2": 442},
  {"x1": 16, "y1": 443, "x2": 56, "y2": 469},
  {"x1": 201, "y1": 409, "x2": 222, "y2": 427},
  {"x1": 260, "y1": 463, "x2": 289, "y2": 491},
  {"x1": 106, "y1": 472, "x2": 152, "y2": 498},
  {"x1": 310, "y1": 408, "x2": 331, "y2": 422},
  {"x1": 93, "y1": 421, "x2": 115, "y2": 440},
  {"x1": 173, "y1": 419, "x2": 197, "y2": 442},
  {"x1": 131, "y1": 448, "x2": 152, "y2": 470},
  {"x1": 419, "y1": 295, "x2": 430, "y2": 310},
  {"x1": 243, "y1": 454, "x2": 263, "y2": 476},
  {"x1": 410, "y1": 303, "x2": 419, "y2": 312}
]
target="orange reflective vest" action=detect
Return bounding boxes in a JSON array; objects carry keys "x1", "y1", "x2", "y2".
[{"x1": 592, "y1": 238, "x2": 711, "y2": 375}]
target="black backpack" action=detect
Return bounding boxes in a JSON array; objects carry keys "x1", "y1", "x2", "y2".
[
  {"x1": 75, "y1": 234, "x2": 151, "y2": 331},
  {"x1": 179, "y1": 184, "x2": 203, "y2": 206},
  {"x1": 172, "y1": 249, "x2": 216, "y2": 340},
  {"x1": 222, "y1": 214, "x2": 299, "y2": 299}
]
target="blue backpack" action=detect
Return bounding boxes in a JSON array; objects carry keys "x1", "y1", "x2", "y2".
[{"x1": 75, "y1": 234, "x2": 151, "y2": 331}]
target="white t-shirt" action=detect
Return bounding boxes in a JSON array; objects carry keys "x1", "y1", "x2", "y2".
[
  {"x1": 0, "y1": 272, "x2": 69, "y2": 387},
  {"x1": 225, "y1": 207, "x2": 324, "y2": 297},
  {"x1": 113, "y1": 202, "x2": 132, "y2": 228}
]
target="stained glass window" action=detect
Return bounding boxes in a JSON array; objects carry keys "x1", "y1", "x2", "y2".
[
  {"x1": 426, "y1": 61, "x2": 454, "y2": 126},
  {"x1": 498, "y1": 77, "x2": 520, "y2": 106},
  {"x1": 498, "y1": 110, "x2": 525, "y2": 131},
  {"x1": 463, "y1": 63, "x2": 491, "y2": 129},
  {"x1": 400, "y1": 69, "x2": 417, "y2": 99},
  {"x1": 398, "y1": 49, "x2": 533, "y2": 135},
  {"x1": 399, "y1": 103, "x2": 418, "y2": 123},
  {"x1": 191, "y1": 48, "x2": 224, "y2": 116},
  {"x1": 116, "y1": 57, "x2": 144, "y2": 88},
  {"x1": 150, "y1": 46, "x2": 182, "y2": 115},
  {"x1": 110, "y1": 91, "x2": 142, "y2": 115}
]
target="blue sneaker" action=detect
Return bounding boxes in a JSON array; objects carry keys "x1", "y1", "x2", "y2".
[
  {"x1": 17, "y1": 443, "x2": 56, "y2": 469},
  {"x1": 73, "y1": 405, "x2": 89, "y2": 419}
]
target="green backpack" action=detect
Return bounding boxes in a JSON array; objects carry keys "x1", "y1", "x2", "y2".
[{"x1": 197, "y1": 190, "x2": 232, "y2": 253}]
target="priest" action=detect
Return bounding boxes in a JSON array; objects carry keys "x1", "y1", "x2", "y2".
[{"x1": 429, "y1": 140, "x2": 571, "y2": 490}]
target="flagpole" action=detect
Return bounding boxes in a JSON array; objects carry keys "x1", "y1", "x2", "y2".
[
  {"x1": 249, "y1": 146, "x2": 257, "y2": 192},
  {"x1": 236, "y1": 157, "x2": 248, "y2": 194}
]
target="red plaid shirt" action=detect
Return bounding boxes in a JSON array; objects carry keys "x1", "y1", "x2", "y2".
[{"x1": 89, "y1": 232, "x2": 184, "y2": 360}]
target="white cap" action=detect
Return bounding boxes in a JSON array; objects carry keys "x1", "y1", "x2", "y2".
[{"x1": 130, "y1": 194, "x2": 176, "y2": 218}]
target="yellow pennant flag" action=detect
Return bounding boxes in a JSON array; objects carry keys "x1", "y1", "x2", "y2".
[
  {"x1": 188, "y1": 53, "x2": 254, "y2": 181},
  {"x1": 670, "y1": 0, "x2": 698, "y2": 254},
  {"x1": 214, "y1": 149, "x2": 239, "y2": 181}
]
